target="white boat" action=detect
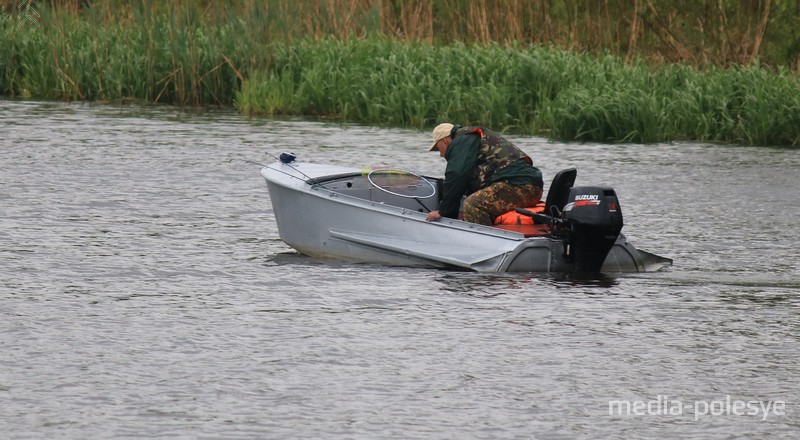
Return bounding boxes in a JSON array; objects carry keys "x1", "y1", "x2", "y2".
[{"x1": 261, "y1": 154, "x2": 672, "y2": 273}]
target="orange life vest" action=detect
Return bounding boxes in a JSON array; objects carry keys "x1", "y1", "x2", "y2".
[{"x1": 493, "y1": 202, "x2": 545, "y2": 225}]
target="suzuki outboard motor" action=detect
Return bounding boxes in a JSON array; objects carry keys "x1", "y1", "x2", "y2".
[{"x1": 562, "y1": 186, "x2": 624, "y2": 272}]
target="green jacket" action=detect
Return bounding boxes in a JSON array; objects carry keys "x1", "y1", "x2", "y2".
[{"x1": 439, "y1": 126, "x2": 543, "y2": 219}]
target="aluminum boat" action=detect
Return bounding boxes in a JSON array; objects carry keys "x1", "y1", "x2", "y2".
[{"x1": 261, "y1": 155, "x2": 672, "y2": 273}]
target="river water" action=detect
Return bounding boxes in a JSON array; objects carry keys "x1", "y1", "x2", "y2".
[{"x1": 1, "y1": 100, "x2": 798, "y2": 439}]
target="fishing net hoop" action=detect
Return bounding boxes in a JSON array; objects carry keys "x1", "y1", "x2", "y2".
[{"x1": 366, "y1": 169, "x2": 437, "y2": 199}]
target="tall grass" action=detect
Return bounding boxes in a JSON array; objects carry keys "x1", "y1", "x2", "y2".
[
  {"x1": 6, "y1": 0, "x2": 795, "y2": 67},
  {"x1": 0, "y1": 2, "x2": 262, "y2": 104},
  {"x1": 236, "y1": 39, "x2": 800, "y2": 146},
  {"x1": 2, "y1": 1, "x2": 799, "y2": 146}
]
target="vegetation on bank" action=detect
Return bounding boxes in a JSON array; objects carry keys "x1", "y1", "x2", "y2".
[
  {"x1": 4, "y1": 0, "x2": 797, "y2": 68},
  {"x1": 1, "y1": 1, "x2": 799, "y2": 146},
  {"x1": 235, "y1": 39, "x2": 800, "y2": 146},
  {"x1": 0, "y1": 5, "x2": 256, "y2": 105}
]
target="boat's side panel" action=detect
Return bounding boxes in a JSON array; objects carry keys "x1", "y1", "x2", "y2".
[
  {"x1": 504, "y1": 245, "x2": 556, "y2": 272},
  {"x1": 265, "y1": 177, "x2": 524, "y2": 271},
  {"x1": 603, "y1": 241, "x2": 673, "y2": 272},
  {"x1": 502, "y1": 233, "x2": 659, "y2": 273}
]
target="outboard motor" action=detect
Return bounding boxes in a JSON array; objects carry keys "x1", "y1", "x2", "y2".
[{"x1": 562, "y1": 186, "x2": 624, "y2": 272}]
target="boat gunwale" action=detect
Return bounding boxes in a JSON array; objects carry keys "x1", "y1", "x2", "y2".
[{"x1": 263, "y1": 164, "x2": 542, "y2": 242}]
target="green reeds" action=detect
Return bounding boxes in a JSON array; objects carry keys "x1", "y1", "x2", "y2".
[
  {"x1": 0, "y1": 2, "x2": 259, "y2": 104},
  {"x1": 2, "y1": 1, "x2": 799, "y2": 146},
  {"x1": 236, "y1": 39, "x2": 800, "y2": 146}
]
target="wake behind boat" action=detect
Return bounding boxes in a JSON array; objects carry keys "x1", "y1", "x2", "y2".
[{"x1": 261, "y1": 154, "x2": 672, "y2": 273}]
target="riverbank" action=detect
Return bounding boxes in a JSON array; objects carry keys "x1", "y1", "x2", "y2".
[{"x1": 2, "y1": 4, "x2": 798, "y2": 147}]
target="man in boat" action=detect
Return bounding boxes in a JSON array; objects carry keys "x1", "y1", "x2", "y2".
[{"x1": 425, "y1": 123, "x2": 543, "y2": 225}]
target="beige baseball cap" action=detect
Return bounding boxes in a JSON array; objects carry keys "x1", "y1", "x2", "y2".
[{"x1": 429, "y1": 123, "x2": 454, "y2": 151}]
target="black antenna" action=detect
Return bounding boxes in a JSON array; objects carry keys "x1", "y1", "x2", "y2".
[{"x1": 263, "y1": 151, "x2": 324, "y2": 186}]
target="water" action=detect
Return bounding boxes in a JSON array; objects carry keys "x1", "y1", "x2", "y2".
[{"x1": 1, "y1": 100, "x2": 798, "y2": 439}]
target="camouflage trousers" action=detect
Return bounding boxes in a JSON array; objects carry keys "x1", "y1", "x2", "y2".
[{"x1": 463, "y1": 182, "x2": 543, "y2": 226}]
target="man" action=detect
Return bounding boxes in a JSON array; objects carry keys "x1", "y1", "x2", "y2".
[{"x1": 425, "y1": 123, "x2": 543, "y2": 226}]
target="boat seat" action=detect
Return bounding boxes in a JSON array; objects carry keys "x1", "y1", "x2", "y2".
[{"x1": 543, "y1": 168, "x2": 577, "y2": 216}]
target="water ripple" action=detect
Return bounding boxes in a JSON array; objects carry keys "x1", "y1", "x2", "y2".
[{"x1": 1, "y1": 101, "x2": 798, "y2": 439}]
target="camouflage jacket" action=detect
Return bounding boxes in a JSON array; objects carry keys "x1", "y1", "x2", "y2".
[{"x1": 439, "y1": 126, "x2": 543, "y2": 218}]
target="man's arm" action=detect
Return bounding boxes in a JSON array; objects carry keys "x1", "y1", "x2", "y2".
[{"x1": 437, "y1": 136, "x2": 476, "y2": 218}]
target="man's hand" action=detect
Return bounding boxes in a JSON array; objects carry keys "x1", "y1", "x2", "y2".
[{"x1": 425, "y1": 210, "x2": 442, "y2": 222}]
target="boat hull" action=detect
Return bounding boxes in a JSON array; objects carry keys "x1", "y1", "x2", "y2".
[{"x1": 262, "y1": 162, "x2": 671, "y2": 273}]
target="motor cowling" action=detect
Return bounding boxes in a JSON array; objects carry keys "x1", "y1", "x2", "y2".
[{"x1": 562, "y1": 186, "x2": 624, "y2": 272}]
